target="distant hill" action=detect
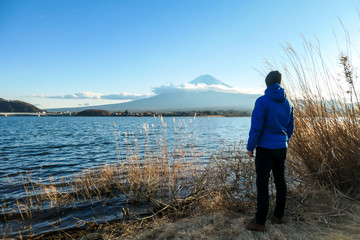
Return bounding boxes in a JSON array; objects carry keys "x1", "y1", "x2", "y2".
[
  {"x1": 0, "y1": 98, "x2": 43, "y2": 112},
  {"x1": 74, "y1": 109, "x2": 110, "y2": 116}
]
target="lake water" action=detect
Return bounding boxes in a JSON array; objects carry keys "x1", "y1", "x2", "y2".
[{"x1": 0, "y1": 116, "x2": 251, "y2": 237}]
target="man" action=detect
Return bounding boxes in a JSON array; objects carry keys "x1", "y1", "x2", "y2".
[{"x1": 246, "y1": 70, "x2": 294, "y2": 232}]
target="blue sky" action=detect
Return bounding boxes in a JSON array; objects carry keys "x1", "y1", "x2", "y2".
[{"x1": 1, "y1": 0, "x2": 359, "y2": 108}]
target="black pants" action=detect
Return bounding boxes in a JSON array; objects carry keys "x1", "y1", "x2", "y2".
[{"x1": 255, "y1": 147, "x2": 287, "y2": 224}]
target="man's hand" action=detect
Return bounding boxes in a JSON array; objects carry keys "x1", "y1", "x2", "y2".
[{"x1": 247, "y1": 150, "x2": 254, "y2": 158}]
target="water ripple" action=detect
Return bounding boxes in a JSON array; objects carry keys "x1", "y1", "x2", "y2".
[{"x1": 0, "y1": 116, "x2": 250, "y2": 237}]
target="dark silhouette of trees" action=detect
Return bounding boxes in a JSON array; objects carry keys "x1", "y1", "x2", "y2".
[
  {"x1": 0, "y1": 98, "x2": 43, "y2": 112},
  {"x1": 75, "y1": 109, "x2": 110, "y2": 116}
]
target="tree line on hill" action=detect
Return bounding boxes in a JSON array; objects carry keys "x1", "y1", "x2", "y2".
[{"x1": 0, "y1": 98, "x2": 43, "y2": 113}]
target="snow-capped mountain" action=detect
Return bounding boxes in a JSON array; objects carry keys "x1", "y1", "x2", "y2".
[
  {"x1": 188, "y1": 75, "x2": 232, "y2": 88},
  {"x1": 47, "y1": 75, "x2": 260, "y2": 112}
]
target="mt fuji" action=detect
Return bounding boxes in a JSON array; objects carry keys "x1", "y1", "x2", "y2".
[
  {"x1": 188, "y1": 75, "x2": 232, "y2": 88},
  {"x1": 47, "y1": 75, "x2": 260, "y2": 112}
]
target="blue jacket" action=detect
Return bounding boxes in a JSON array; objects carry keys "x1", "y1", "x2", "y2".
[{"x1": 247, "y1": 83, "x2": 294, "y2": 151}]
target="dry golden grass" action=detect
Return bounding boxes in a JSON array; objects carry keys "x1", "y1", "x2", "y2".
[{"x1": 277, "y1": 39, "x2": 360, "y2": 196}]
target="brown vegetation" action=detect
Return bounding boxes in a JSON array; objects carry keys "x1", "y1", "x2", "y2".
[{"x1": 279, "y1": 40, "x2": 360, "y2": 196}]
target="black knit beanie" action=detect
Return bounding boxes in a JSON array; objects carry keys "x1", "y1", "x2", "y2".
[{"x1": 265, "y1": 71, "x2": 282, "y2": 87}]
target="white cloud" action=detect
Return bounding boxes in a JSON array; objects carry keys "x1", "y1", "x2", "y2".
[
  {"x1": 102, "y1": 92, "x2": 152, "y2": 100},
  {"x1": 153, "y1": 83, "x2": 263, "y2": 95},
  {"x1": 78, "y1": 103, "x2": 90, "y2": 106},
  {"x1": 32, "y1": 81, "x2": 262, "y2": 104},
  {"x1": 32, "y1": 92, "x2": 152, "y2": 100}
]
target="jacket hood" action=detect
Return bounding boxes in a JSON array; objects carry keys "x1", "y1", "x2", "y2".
[{"x1": 264, "y1": 83, "x2": 286, "y2": 102}]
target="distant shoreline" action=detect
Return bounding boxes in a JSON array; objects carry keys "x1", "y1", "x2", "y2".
[
  {"x1": 0, "y1": 114, "x2": 249, "y2": 118},
  {"x1": 0, "y1": 111, "x2": 251, "y2": 117}
]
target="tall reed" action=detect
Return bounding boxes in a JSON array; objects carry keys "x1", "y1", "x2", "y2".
[{"x1": 278, "y1": 38, "x2": 360, "y2": 195}]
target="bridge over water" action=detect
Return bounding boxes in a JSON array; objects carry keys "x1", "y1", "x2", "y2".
[{"x1": 0, "y1": 112, "x2": 65, "y2": 117}]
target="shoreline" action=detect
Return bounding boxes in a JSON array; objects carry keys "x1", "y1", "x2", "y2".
[{"x1": 26, "y1": 188, "x2": 360, "y2": 240}]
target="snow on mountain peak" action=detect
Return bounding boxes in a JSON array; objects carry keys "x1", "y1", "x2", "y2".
[{"x1": 188, "y1": 75, "x2": 232, "y2": 88}]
